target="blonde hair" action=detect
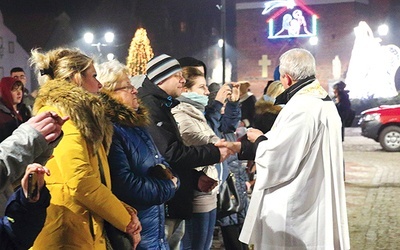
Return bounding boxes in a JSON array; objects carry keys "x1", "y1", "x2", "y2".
[
  {"x1": 96, "y1": 60, "x2": 130, "y2": 91},
  {"x1": 265, "y1": 80, "x2": 285, "y2": 98},
  {"x1": 29, "y1": 47, "x2": 93, "y2": 86}
]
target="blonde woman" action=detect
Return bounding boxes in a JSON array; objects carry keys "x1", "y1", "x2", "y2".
[
  {"x1": 29, "y1": 48, "x2": 141, "y2": 249},
  {"x1": 253, "y1": 80, "x2": 285, "y2": 133}
]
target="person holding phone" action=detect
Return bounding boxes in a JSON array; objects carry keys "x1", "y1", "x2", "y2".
[
  {"x1": 0, "y1": 111, "x2": 67, "y2": 216},
  {"x1": 0, "y1": 164, "x2": 50, "y2": 249}
]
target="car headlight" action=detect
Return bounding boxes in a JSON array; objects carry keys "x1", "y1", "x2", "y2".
[{"x1": 361, "y1": 113, "x2": 381, "y2": 122}]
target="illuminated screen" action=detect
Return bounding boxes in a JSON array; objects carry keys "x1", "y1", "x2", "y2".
[{"x1": 268, "y1": 8, "x2": 317, "y2": 39}]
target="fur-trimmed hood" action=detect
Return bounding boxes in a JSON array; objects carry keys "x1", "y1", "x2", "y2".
[
  {"x1": 99, "y1": 91, "x2": 150, "y2": 128},
  {"x1": 33, "y1": 79, "x2": 113, "y2": 154},
  {"x1": 255, "y1": 99, "x2": 283, "y2": 115}
]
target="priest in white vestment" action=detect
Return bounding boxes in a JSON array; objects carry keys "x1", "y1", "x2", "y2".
[{"x1": 233, "y1": 49, "x2": 350, "y2": 249}]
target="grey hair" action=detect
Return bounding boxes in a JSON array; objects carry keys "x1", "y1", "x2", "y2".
[
  {"x1": 95, "y1": 60, "x2": 129, "y2": 91},
  {"x1": 279, "y1": 48, "x2": 316, "y2": 81}
]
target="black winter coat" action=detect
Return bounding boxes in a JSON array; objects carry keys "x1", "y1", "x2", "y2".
[{"x1": 138, "y1": 77, "x2": 221, "y2": 219}]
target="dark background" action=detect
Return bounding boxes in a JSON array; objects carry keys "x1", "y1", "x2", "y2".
[{"x1": 0, "y1": 0, "x2": 236, "y2": 70}]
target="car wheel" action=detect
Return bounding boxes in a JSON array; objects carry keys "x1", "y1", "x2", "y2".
[{"x1": 379, "y1": 126, "x2": 400, "y2": 152}]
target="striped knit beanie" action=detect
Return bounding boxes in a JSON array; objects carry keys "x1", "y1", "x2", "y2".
[{"x1": 146, "y1": 54, "x2": 181, "y2": 85}]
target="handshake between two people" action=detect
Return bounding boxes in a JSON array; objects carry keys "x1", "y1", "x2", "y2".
[{"x1": 214, "y1": 127, "x2": 264, "y2": 161}]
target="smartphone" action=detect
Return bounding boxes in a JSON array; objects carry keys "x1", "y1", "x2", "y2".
[{"x1": 27, "y1": 172, "x2": 38, "y2": 199}]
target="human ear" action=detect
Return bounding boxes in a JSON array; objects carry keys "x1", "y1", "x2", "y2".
[{"x1": 72, "y1": 73, "x2": 82, "y2": 87}]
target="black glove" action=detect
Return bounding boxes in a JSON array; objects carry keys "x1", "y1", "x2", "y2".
[{"x1": 148, "y1": 164, "x2": 174, "y2": 180}]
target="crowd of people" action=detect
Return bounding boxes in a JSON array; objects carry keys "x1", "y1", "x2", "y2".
[{"x1": 0, "y1": 47, "x2": 350, "y2": 250}]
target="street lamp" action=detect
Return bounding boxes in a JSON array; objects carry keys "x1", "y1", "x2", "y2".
[
  {"x1": 218, "y1": 39, "x2": 224, "y2": 48},
  {"x1": 106, "y1": 53, "x2": 115, "y2": 61},
  {"x1": 104, "y1": 32, "x2": 115, "y2": 43},
  {"x1": 84, "y1": 32, "x2": 94, "y2": 44},
  {"x1": 83, "y1": 31, "x2": 115, "y2": 59},
  {"x1": 377, "y1": 24, "x2": 389, "y2": 36}
]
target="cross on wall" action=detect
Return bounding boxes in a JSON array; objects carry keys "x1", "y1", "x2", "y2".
[{"x1": 258, "y1": 54, "x2": 271, "y2": 78}]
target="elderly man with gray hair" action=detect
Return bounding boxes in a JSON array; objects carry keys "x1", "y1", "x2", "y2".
[{"x1": 222, "y1": 48, "x2": 350, "y2": 249}]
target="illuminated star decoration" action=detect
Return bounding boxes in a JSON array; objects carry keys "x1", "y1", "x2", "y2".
[{"x1": 262, "y1": 0, "x2": 296, "y2": 15}]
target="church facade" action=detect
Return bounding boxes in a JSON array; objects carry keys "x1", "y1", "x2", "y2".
[{"x1": 234, "y1": 0, "x2": 398, "y2": 97}]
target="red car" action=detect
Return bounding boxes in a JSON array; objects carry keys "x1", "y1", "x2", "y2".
[{"x1": 358, "y1": 104, "x2": 400, "y2": 151}]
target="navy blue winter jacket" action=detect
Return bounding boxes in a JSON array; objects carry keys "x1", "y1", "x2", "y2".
[
  {"x1": 101, "y1": 92, "x2": 178, "y2": 250},
  {"x1": 0, "y1": 186, "x2": 50, "y2": 250}
]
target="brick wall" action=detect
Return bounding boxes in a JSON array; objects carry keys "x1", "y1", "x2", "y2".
[{"x1": 235, "y1": 1, "x2": 392, "y2": 98}]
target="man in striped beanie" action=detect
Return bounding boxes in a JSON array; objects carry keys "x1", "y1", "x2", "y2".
[
  {"x1": 145, "y1": 54, "x2": 184, "y2": 98},
  {"x1": 138, "y1": 54, "x2": 232, "y2": 250}
]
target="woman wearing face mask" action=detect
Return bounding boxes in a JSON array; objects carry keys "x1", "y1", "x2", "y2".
[
  {"x1": 0, "y1": 77, "x2": 31, "y2": 142},
  {"x1": 29, "y1": 48, "x2": 141, "y2": 249},
  {"x1": 171, "y1": 66, "x2": 220, "y2": 250}
]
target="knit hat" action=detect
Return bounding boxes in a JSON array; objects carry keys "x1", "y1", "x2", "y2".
[
  {"x1": 130, "y1": 74, "x2": 146, "y2": 89},
  {"x1": 146, "y1": 54, "x2": 181, "y2": 85}
]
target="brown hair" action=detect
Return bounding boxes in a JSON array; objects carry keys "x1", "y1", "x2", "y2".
[{"x1": 182, "y1": 66, "x2": 204, "y2": 89}]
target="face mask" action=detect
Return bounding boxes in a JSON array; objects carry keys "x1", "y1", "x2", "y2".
[
  {"x1": 263, "y1": 94, "x2": 276, "y2": 103},
  {"x1": 182, "y1": 92, "x2": 209, "y2": 107}
]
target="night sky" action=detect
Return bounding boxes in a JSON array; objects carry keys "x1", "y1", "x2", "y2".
[{"x1": 0, "y1": 0, "x2": 226, "y2": 61}]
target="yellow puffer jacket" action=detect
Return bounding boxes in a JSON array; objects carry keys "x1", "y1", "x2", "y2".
[{"x1": 31, "y1": 80, "x2": 131, "y2": 249}]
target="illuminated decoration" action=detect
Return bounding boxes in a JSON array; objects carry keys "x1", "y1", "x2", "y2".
[
  {"x1": 263, "y1": 0, "x2": 318, "y2": 39},
  {"x1": 262, "y1": 0, "x2": 296, "y2": 15},
  {"x1": 345, "y1": 21, "x2": 400, "y2": 98},
  {"x1": 126, "y1": 28, "x2": 154, "y2": 76}
]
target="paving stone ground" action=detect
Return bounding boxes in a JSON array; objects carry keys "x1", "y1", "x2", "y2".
[
  {"x1": 212, "y1": 128, "x2": 400, "y2": 249},
  {"x1": 344, "y1": 128, "x2": 400, "y2": 250}
]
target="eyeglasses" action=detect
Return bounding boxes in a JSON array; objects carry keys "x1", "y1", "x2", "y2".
[
  {"x1": 172, "y1": 72, "x2": 185, "y2": 82},
  {"x1": 114, "y1": 85, "x2": 136, "y2": 92}
]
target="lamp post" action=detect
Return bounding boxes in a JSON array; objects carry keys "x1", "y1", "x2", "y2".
[
  {"x1": 83, "y1": 31, "x2": 115, "y2": 61},
  {"x1": 217, "y1": 0, "x2": 226, "y2": 84},
  {"x1": 221, "y1": 0, "x2": 226, "y2": 85}
]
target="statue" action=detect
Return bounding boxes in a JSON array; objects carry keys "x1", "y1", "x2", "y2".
[{"x1": 345, "y1": 21, "x2": 400, "y2": 98}]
